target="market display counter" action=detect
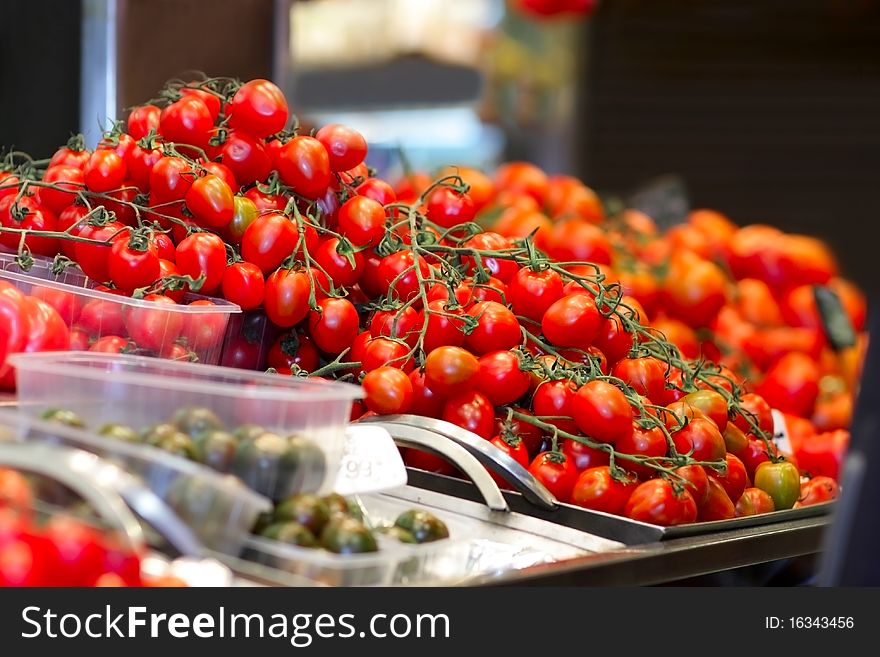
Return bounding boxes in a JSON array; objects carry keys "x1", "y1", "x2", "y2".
[{"x1": 469, "y1": 514, "x2": 828, "y2": 587}]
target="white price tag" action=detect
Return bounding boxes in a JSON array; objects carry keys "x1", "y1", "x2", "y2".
[
  {"x1": 333, "y1": 424, "x2": 408, "y2": 495},
  {"x1": 771, "y1": 409, "x2": 792, "y2": 456}
]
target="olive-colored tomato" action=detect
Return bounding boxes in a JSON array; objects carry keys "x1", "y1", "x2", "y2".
[
  {"x1": 320, "y1": 516, "x2": 378, "y2": 554},
  {"x1": 753, "y1": 460, "x2": 800, "y2": 510},
  {"x1": 274, "y1": 494, "x2": 331, "y2": 535},
  {"x1": 261, "y1": 521, "x2": 319, "y2": 548},
  {"x1": 394, "y1": 509, "x2": 450, "y2": 543},
  {"x1": 171, "y1": 407, "x2": 225, "y2": 437},
  {"x1": 194, "y1": 430, "x2": 238, "y2": 472}
]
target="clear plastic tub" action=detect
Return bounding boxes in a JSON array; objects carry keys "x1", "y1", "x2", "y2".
[
  {"x1": 240, "y1": 494, "x2": 474, "y2": 586},
  {"x1": 219, "y1": 310, "x2": 278, "y2": 371},
  {"x1": 10, "y1": 352, "x2": 363, "y2": 501},
  {"x1": 0, "y1": 253, "x2": 241, "y2": 373},
  {"x1": 0, "y1": 411, "x2": 271, "y2": 554}
]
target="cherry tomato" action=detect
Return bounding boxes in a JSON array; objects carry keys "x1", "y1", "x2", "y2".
[
  {"x1": 108, "y1": 234, "x2": 161, "y2": 294},
  {"x1": 732, "y1": 392, "x2": 773, "y2": 436},
  {"x1": 276, "y1": 136, "x2": 331, "y2": 199},
  {"x1": 544, "y1": 220, "x2": 612, "y2": 265},
  {"x1": 68, "y1": 328, "x2": 91, "y2": 351},
  {"x1": 571, "y1": 380, "x2": 633, "y2": 444},
  {"x1": 337, "y1": 196, "x2": 386, "y2": 248},
  {"x1": 315, "y1": 124, "x2": 367, "y2": 172},
  {"x1": 218, "y1": 130, "x2": 272, "y2": 185},
  {"x1": 465, "y1": 301, "x2": 521, "y2": 355},
  {"x1": 674, "y1": 464, "x2": 709, "y2": 506},
  {"x1": 268, "y1": 332, "x2": 319, "y2": 373},
  {"x1": 308, "y1": 297, "x2": 359, "y2": 354},
  {"x1": 127, "y1": 104, "x2": 161, "y2": 139},
  {"x1": 528, "y1": 452, "x2": 578, "y2": 503},
  {"x1": 228, "y1": 79, "x2": 288, "y2": 137},
  {"x1": 571, "y1": 466, "x2": 637, "y2": 515},
  {"x1": 49, "y1": 144, "x2": 91, "y2": 170},
  {"x1": 494, "y1": 161, "x2": 548, "y2": 203},
  {"x1": 735, "y1": 487, "x2": 776, "y2": 516},
  {"x1": 532, "y1": 380, "x2": 579, "y2": 435},
  {"x1": 74, "y1": 221, "x2": 125, "y2": 283},
  {"x1": 507, "y1": 267, "x2": 564, "y2": 324},
  {"x1": 488, "y1": 436, "x2": 530, "y2": 489},
  {"x1": 663, "y1": 252, "x2": 727, "y2": 328},
  {"x1": 425, "y1": 187, "x2": 476, "y2": 229},
  {"x1": 175, "y1": 232, "x2": 226, "y2": 293},
  {"x1": 593, "y1": 314, "x2": 635, "y2": 366},
  {"x1": 40, "y1": 165, "x2": 84, "y2": 213},
  {"x1": 672, "y1": 416, "x2": 726, "y2": 463},
  {"x1": 754, "y1": 460, "x2": 800, "y2": 510},
  {"x1": 123, "y1": 293, "x2": 183, "y2": 352},
  {"x1": 541, "y1": 293, "x2": 601, "y2": 350},
  {"x1": 561, "y1": 438, "x2": 609, "y2": 472},
  {"x1": 83, "y1": 149, "x2": 126, "y2": 193},
  {"x1": 149, "y1": 156, "x2": 193, "y2": 203},
  {"x1": 795, "y1": 429, "x2": 848, "y2": 481},
  {"x1": 795, "y1": 476, "x2": 839, "y2": 508},
  {"x1": 442, "y1": 390, "x2": 495, "y2": 439},
  {"x1": 159, "y1": 96, "x2": 213, "y2": 153},
  {"x1": 698, "y1": 477, "x2": 736, "y2": 521},
  {"x1": 612, "y1": 357, "x2": 667, "y2": 405},
  {"x1": 722, "y1": 423, "x2": 750, "y2": 458},
  {"x1": 29, "y1": 287, "x2": 81, "y2": 325},
  {"x1": 240, "y1": 212, "x2": 298, "y2": 274},
  {"x1": 314, "y1": 237, "x2": 365, "y2": 289},
  {"x1": 361, "y1": 336, "x2": 413, "y2": 373},
  {"x1": 263, "y1": 268, "x2": 313, "y2": 328},
  {"x1": 375, "y1": 251, "x2": 428, "y2": 303},
  {"x1": 756, "y1": 352, "x2": 820, "y2": 418},
  {"x1": 423, "y1": 346, "x2": 479, "y2": 396},
  {"x1": 739, "y1": 438, "x2": 776, "y2": 480},
  {"x1": 495, "y1": 409, "x2": 545, "y2": 458},
  {"x1": 680, "y1": 389, "x2": 729, "y2": 432},
  {"x1": 615, "y1": 423, "x2": 666, "y2": 479},
  {"x1": 409, "y1": 369, "x2": 446, "y2": 419},
  {"x1": 710, "y1": 453, "x2": 749, "y2": 503},
  {"x1": 88, "y1": 335, "x2": 130, "y2": 354},
  {"x1": 221, "y1": 262, "x2": 265, "y2": 310},
  {"x1": 370, "y1": 306, "x2": 419, "y2": 346},
  {"x1": 461, "y1": 232, "x2": 519, "y2": 283},
  {"x1": 625, "y1": 478, "x2": 698, "y2": 526},
  {"x1": 178, "y1": 299, "x2": 226, "y2": 353},
  {"x1": 474, "y1": 350, "x2": 530, "y2": 406},
  {"x1": 420, "y1": 300, "x2": 466, "y2": 353},
  {"x1": 363, "y1": 366, "x2": 413, "y2": 415},
  {"x1": 357, "y1": 178, "x2": 396, "y2": 206},
  {"x1": 186, "y1": 174, "x2": 234, "y2": 228}
]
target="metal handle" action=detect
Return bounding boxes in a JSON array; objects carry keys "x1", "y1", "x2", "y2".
[
  {"x1": 361, "y1": 415, "x2": 558, "y2": 511},
  {"x1": 361, "y1": 421, "x2": 510, "y2": 512},
  {"x1": 0, "y1": 442, "x2": 145, "y2": 550}
]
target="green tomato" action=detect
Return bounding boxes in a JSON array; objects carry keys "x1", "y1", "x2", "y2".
[
  {"x1": 41, "y1": 409, "x2": 86, "y2": 428},
  {"x1": 98, "y1": 423, "x2": 139, "y2": 443},
  {"x1": 273, "y1": 494, "x2": 331, "y2": 535},
  {"x1": 171, "y1": 407, "x2": 225, "y2": 437},
  {"x1": 320, "y1": 516, "x2": 378, "y2": 554},
  {"x1": 394, "y1": 509, "x2": 450, "y2": 543},
  {"x1": 260, "y1": 521, "x2": 318, "y2": 548},
  {"x1": 754, "y1": 461, "x2": 800, "y2": 511},
  {"x1": 195, "y1": 430, "x2": 239, "y2": 472}
]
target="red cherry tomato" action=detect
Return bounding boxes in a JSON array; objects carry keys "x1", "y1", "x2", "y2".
[
  {"x1": 363, "y1": 366, "x2": 413, "y2": 415},
  {"x1": 228, "y1": 78, "x2": 289, "y2": 138},
  {"x1": 571, "y1": 466, "x2": 637, "y2": 515},
  {"x1": 624, "y1": 479, "x2": 698, "y2": 526},
  {"x1": 528, "y1": 452, "x2": 578, "y2": 503}
]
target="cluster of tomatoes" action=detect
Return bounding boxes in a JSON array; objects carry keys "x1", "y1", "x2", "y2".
[
  {"x1": 0, "y1": 75, "x2": 862, "y2": 527},
  {"x1": 512, "y1": 0, "x2": 598, "y2": 19},
  {"x1": 0, "y1": 467, "x2": 146, "y2": 587}
]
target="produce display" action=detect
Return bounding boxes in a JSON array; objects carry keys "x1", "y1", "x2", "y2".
[
  {"x1": 40, "y1": 406, "x2": 327, "y2": 501},
  {"x1": 0, "y1": 73, "x2": 865, "y2": 543},
  {"x1": 254, "y1": 492, "x2": 450, "y2": 554}
]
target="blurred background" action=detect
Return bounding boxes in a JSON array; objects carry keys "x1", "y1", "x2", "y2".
[{"x1": 1, "y1": 0, "x2": 877, "y2": 290}]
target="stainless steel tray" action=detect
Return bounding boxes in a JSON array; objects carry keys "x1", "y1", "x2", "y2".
[{"x1": 359, "y1": 415, "x2": 834, "y2": 545}]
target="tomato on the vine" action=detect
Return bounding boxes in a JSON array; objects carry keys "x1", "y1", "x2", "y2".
[
  {"x1": 571, "y1": 380, "x2": 634, "y2": 444},
  {"x1": 361, "y1": 336, "x2": 413, "y2": 373},
  {"x1": 423, "y1": 346, "x2": 479, "y2": 395},
  {"x1": 149, "y1": 156, "x2": 193, "y2": 203},
  {"x1": 40, "y1": 165, "x2": 84, "y2": 214},
  {"x1": 532, "y1": 379, "x2": 578, "y2": 435},
  {"x1": 753, "y1": 460, "x2": 800, "y2": 510},
  {"x1": 276, "y1": 136, "x2": 331, "y2": 199},
  {"x1": 228, "y1": 78, "x2": 289, "y2": 138},
  {"x1": 218, "y1": 130, "x2": 272, "y2": 185},
  {"x1": 124, "y1": 294, "x2": 183, "y2": 352},
  {"x1": 221, "y1": 262, "x2": 265, "y2": 310},
  {"x1": 108, "y1": 233, "x2": 161, "y2": 294},
  {"x1": 308, "y1": 297, "x2": 359, "y2": 354},
  {"x1": 462, "y1": 232, "x2": 518, "y2": 283},
  {"x1": 528, "y1": 452, "x2": 578, "y2": 503},
  {"x1": 420, "y1": 299, "x2": 466, "y2": 352},
  {"x1": 698, "y1": 477, "x2": 736, "y2": 521},
  {"x1": 314, "y1": 237, "x2": 365, "y2": 288},
  {"x1": 465, "y1": 301, "x2": 521, "y2": 355},
  {"x1": 488, "y1": 436, "x2": 530, "y2": 489},
  {"x1": 338, "y1": 196, "x2": 386, "y2": 248},
  {"x1": 268, "y1": 332, "x2": 319, "y2": 373},
  {"x1": 615, "y1": 423, "x2": 666, "y2": 479},
  {"x1": 442, "y1": 390, "x2": 495, "y2": 439},
  {"x1": 625, "y1": 479, "x2": 697, "y2": 526},
  {"x1": 175, "y1": 232, "x2": 226, "y2": 293},
  {"x1": 264, "y1": 268, "x2": 314, "y2": 328},
  {"x1": 316, "y1": 124, "x2": 367, "y2": 172},
  {"x1": 612, "y1": 357, "x2": 667, "y2": 405},
  {"x1": 408, "y1": 369, "x2": 446, "y2": 419},
  {"x1": 378, "y1": 251, "x2": 430, "y2": 303},
  {"x1": 241, "y1": 212, "x2": 298, "y2": 274},
  {"x1": 672, "y1": 416, "x2": 726, "y2": 463},
  {"x1": 710, "y1": 453, "x2": 749, "y2": 503},
  {"x1": 74, "y1": 221, "x2": 126, "y2": 283},
  {"x1": 474, "y1": 350, "x2": 529, "y2": 406},
  {"x1": 83, "y1": 149, "x2": 126, "y2": 193},
  {"x1": 735, "y1": 487, "x2": 776, "y2": 516},
  {"x1": 425, "y1": 187, "x2": 476, "y2": 229},
  {"x1": 357, "y1": 178, "x2": 396, "y2": 206},
  {"x1": 571, "y1": 466, "x2": 637, "y2": 515},
  {"x1": 674, "y1": 464, "x2": 709, "y2": 506},
  {"x1": 507, "y1": 267, "x2": 564, "y2": 323},
  {"x1": 541, "y1": 293, "x2": 601, "y2": 349},
  {"x1": 795, "y1": 476, "x2": 838, "y2": 508},
  {"x1": 158, "y1": 96, "x2": 214, "y2": 153},
  {"x1": 127, "y1": 104, "x2": 161, "y2": 140},
  {"x1": 363, "y1": 366, "x2": 413, "y2": 415}
]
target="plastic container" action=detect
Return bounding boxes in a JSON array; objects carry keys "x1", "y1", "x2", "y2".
[
  {"x1": 0, "y1": 415, "x2": 270, "y2": 554},
  {"x1": 10, "y1": 351, "x2": 362, "y2": 501},
  {"x1": 240, "y1": 494, "x2": 474, "y2": 586},
  {"x1": 0, "y1": 253, "x2": 240, "y2": 373}
]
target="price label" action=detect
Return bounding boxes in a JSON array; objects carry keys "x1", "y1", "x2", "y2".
[
  {"x1": 771, "y1": 409, "x2": 792, "y2": 456},
  {"x1": 333, "y1": 424, "x2": 408, "y2": 495}
]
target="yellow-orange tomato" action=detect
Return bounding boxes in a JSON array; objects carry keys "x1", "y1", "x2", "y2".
[{"x1": 439, "y1": 165, "x2": 495, "y2": 211}]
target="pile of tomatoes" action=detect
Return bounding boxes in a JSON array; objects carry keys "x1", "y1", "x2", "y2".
[{"x1": 0, "y1": 75, "x2": 863, "y2": 526}]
